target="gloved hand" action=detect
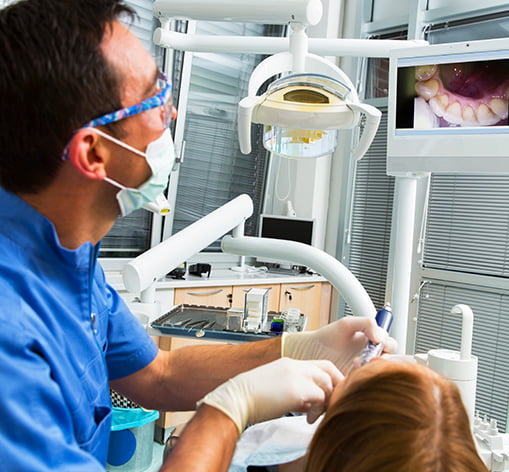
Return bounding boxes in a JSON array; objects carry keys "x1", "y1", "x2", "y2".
[
  {"x1": 282, "y1": 316, "x2": 397, "y2": 375},
  {"x1": 197, "y1": 357, "x2": 342, "y2": 436}
]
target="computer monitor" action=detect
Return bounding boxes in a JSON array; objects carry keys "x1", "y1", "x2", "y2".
[
  {"x1": 387, "y1": 37, "x2": 509, "y2": 175},
  {"x1": 259, "y1": 214, "x2": 315, "y2": 245},
  {"x1": 257, "y1": 214, "x2": 316, "y2": 269}
]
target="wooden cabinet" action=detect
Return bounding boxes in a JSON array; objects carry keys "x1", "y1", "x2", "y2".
[
  {"x1": 279, "y1": 282, "x2": 332, "y2": 331},
  {"x1": 174, "y1": 285, "x2": 232, "y2": 308},
  {"x1": 174, "y1": 283, "x2": 281, "y2": 313},
  {"x1": 172, "y1": 281, "x2": 331, "y2": 331}
]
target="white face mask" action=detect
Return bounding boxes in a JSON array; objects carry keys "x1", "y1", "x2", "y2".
[{"x1": 90, "y1": 127, "x2": 176, "y2": 216}]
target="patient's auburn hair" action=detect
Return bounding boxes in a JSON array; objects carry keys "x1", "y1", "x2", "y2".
[{"x1": 305, "y1": 360, "x2": 488, "y2": 472}]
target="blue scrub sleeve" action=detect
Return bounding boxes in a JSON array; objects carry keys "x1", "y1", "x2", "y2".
[
  {"x1": 0, "y1": 324, "x2": 108, "y2": 472},
  {"x1": 103, "y1": 283, "x2": 159, "y2": 381}
]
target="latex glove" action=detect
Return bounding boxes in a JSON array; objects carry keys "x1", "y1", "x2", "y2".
[
  {"x1": 197, "y1": 357, "x2": 342, "y2": 436},
  {"x1": 282, "y1": 316, "x2": 397, "y2": 375}
]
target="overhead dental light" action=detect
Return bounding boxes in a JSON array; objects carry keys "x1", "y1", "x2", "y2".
[
  {"x1": 239, "y1": 72, "x2": 381, "y2": 160},
  {"x1": 237, "y1": 21, "x2": 381, "y2": 160}
]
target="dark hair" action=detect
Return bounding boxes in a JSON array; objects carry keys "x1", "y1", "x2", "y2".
[
  {"x1": 0, "y1": 0, "x2": 135, "y2": 193},
  {"x1": 305, "y1": 360, "x2": 488, "y2": 472}
]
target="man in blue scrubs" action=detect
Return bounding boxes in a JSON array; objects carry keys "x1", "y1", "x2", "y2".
[{"x1": 0, "y1": 1, "x2": 393, "y2": 470}]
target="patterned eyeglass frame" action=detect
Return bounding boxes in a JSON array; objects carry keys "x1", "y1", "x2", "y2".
[{"x1": 62, "y1": 71, "x2": 172, "y2": 160}]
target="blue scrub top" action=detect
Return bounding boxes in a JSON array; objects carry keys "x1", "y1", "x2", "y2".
[{"x1": 0, "y1": 187, "x2": 159, "y2": 471}]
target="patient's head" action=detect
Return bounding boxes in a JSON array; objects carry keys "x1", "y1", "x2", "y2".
[{"x1": 305, "y1": 359, "x2": 488, "y2": 472}]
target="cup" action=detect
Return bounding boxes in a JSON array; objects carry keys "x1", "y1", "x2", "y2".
[{"x1": 284, "y1": 308, "x2": 300, "y2": 332}]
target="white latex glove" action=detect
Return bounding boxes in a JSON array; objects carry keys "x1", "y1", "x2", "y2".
[
  {"x1": 282, "y1": 316, "x2": 397, "y2": 375},
  {"x1": 197, "y1": 358, "x2": 342, "y2": 436}
]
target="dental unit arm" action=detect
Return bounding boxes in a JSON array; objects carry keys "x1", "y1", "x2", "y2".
[{"x1": 122, "y1": 194, "x2": 376, "y2": 320}]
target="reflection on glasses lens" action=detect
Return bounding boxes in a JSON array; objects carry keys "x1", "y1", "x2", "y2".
[{"x1": 157, "y1": 77, "x2": 167, "y2": 92}]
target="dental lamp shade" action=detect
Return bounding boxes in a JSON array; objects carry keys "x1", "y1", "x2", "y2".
[{"x1": 239, "y1": 73, "x2": 381, "y2": 160}]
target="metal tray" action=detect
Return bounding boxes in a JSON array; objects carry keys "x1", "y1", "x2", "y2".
[{"x1": 150, "y1": 304, "x2": 305, "y2": 342}]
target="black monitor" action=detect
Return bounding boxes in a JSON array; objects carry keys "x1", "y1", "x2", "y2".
[{"x1": 259, "y1": 214, "x2": 315, "y2": 246}]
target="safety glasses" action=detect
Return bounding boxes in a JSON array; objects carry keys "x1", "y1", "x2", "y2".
[
  {"x1": 62, "y1": 71, "x2": 172, "y2": 160},
  {"x1": 84, "y1": 71, "x2": 173, "y2": 129}
]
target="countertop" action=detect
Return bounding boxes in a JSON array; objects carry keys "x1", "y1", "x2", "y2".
[{"x1": 107, "y1": 267, "x2": 326, "y2": 292}]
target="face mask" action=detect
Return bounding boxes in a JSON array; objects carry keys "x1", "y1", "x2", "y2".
[{"x1": 90, "y1": 127, "x2": 175, "y2": 216}]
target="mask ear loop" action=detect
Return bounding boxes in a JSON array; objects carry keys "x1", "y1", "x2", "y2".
[
  {"x1": 90, "y1": 128, "x2": 147, "y2": 192},
  {"x1": 85, "y1": 127, "x2": 146, "y2": 158},
  {"x1": 103, "y1": 176, "x2": 128, "y2": 191}
]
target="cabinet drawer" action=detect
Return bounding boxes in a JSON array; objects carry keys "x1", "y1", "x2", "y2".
[
  {"x1": 174, "y1": 285, "x2": 232, "y2": 308},
  {"x1": 280, "y1": 282, "x2": 327, "y2": 331}
]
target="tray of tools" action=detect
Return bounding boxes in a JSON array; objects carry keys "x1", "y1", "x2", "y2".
[{"x1": 150, "y1": 304, "x2": 303, "y2": 342}]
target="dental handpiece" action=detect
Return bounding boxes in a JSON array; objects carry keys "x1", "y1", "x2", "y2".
[{"x1": 359, "y1": 303, "x2": 393, "y2": 366}]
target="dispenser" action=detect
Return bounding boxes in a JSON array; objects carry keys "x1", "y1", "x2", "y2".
[{"x1": 417, "y1": 304, "x2": 478, "y2": 423}]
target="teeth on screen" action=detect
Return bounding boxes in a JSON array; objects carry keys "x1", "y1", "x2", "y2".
[
  {"x1": 488, "y1": 98, "x2": 508, "y2": 119},
  {"x1": 462, "y1": 105, "x2": 477, "y2": 126},
  {"x1": 476, "y1": 103, "x2": 501, "y2": 126},
  {"x1": 415, "y1": 79, "x2": 439, "y2": 101},
  {"x1": 429, "y1": 94, "x2": 449, "y2": 117},
  {"x1": 443, "y1": 101, "x2": 463, "y2": 125},
  {"x1": 414, "y1": 64, "x2": 509, "y2": 127},
  {"x1": 415, "y1": 64, "x2": 438, "y2": 81}
]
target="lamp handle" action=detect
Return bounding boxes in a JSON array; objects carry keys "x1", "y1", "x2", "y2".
[
  {"x1": 238, "y1": 96, "x2": 263, "y2": 154},
  {"x1": 349, "y1": 102, "x2": 382, "y2": 161}
]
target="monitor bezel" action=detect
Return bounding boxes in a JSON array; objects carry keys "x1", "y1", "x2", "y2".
[
  {"x1": 387, "y1": 37, "x2": 509, "y2": 175},
  {"x1": 258, "y1": 214, "x2": 316, "y2": 247}
]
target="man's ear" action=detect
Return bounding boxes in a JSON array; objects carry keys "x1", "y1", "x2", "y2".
[{"x1": 67, "y1": 128, "x2": 108, "y2": 180}]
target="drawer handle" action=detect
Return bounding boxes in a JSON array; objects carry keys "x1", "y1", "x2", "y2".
[
  {"x1": 185, "y1": 289, "x2": 223, "y2": 296},
  {"x1": 241, "y1": 287, "x2": 272, "y2": 292},
  {"x1": 287, "y1": 285, "x2": 315, "y2": 291}
]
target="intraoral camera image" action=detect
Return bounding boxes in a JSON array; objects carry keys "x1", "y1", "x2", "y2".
[{"x1": 395, "y1": 58, "x2": 509, "y2": 130}]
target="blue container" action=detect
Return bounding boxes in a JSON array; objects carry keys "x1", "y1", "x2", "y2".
[{"x1": 107, "y1": 407, "x2": 159, "y2": 472}]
